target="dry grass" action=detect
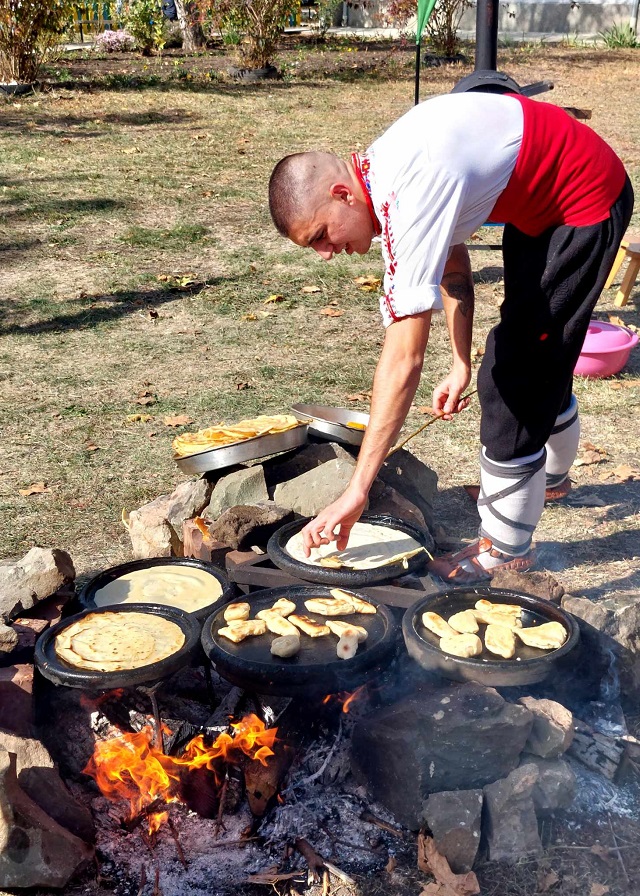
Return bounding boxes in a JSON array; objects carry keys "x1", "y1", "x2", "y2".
[{"x1": 1, "y1": 41, "x2": 639, "y2": 599}]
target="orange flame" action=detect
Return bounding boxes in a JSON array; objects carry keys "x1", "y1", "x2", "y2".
[
  {"x1": 84, "y1": 713, "x2": 277, "y2": 833},
  {"x1": 322, "y1": 685, "x2": 368, "y2": 714}
]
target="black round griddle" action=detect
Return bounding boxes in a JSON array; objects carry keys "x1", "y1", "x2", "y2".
[
  {"x1": 402, "y1": 586, "x2": 580, "y2": 687},
  {"x1": 35, "y1": 604, "x2": 202, "y2": 690},
  {"x1": 201, "y1": 585, "x2": 399, "y2": 697},
  {"x1": 267, "y1": 513, "x2": 430, "y2": 588},
  {"x1": 78, "y1": 557, "x2": 236, "y2": 624}
]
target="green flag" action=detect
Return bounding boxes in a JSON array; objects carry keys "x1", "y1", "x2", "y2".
[{"x1": 416, "y1": 0, "x2": 438, "y2": 43}]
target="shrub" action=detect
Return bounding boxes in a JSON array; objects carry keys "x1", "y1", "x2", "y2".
[
  {"x1": 94, "y1": 28, "x2": 136, "y2": 52},
  {"x1": 386, "y1": 0, "x2": 471, "y2": 57},
  {"x1": 0, "y1": 0, "x2": 76, "y2": 83},
  {"x1": 121, "y1": 0, "x2": 168, "y2": 55},
  {"x1": 599, "y1": 23, "x2": 638, "y2": 48},
  {"x1": 199, "y1": 0, "x2": 297, "y2": 69}
]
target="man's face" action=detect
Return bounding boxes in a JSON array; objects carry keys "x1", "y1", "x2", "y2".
[{"x1": 290, "y1": 189, "x2": 374, "y2": 260}]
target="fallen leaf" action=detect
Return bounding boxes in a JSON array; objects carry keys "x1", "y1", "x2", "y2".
[
  {"x1": 354, "y1": 275, "x2": 381, "y2": 290},
  {"x1": 85, "y1": 442, "x2": 99, "y2": 452},
  {"x1": 148, "y1": 308, "x2": 159, "y2": 320},
  {"x1": 236, "y1": 381, "x2": 251, "y2": 391},
  {"x1": 609, "y1": 463, "x2": 640, "y2": 481},
  {"x1": 574, "y1": 443, "x2": 608, "y2": 466},
  {"x1": 590, "y1": 844, "x2": 612, "y2": 861},
  {"x1": 19, "y1": 482, "x2": 50, "y2": 496},
  {"x1": 243, "y1": 313, "x2": 259, "y2": 321},
  {"x1": 346, "y1": 391, "x2": 372, "y2": 402},
  {"x1": 202, "y1": 190, "x2": 214, "y2": 198},
  {"x1": 163, "y1": 415, "x2": 194, "y2": 427},
  {"x1": 264, "y1": 294, "x2": 284, "y2": 304},
  {"x1": 300, "y1": 285, "x2": 321, "y2": 294},
  {"x1": 471, "y1": 347, "x2": 484, "y2": 360},
  {"x1": 122, "y1": 146, "x2": 141, "y2": 154},
  {"x1": 385, "y1": 855, "x2": 397, "y2": 873},
  {"x1": 537, "y1": 868, "x2": 560, "y2": 892},
  {"x1": 320, "y1": 307, "x2": 344, "y2": 317},
  {"x1": 417, "y1": 833, "x2": 480, "y2": 896},
  {"x1": 417, "y1": 406, "x2": 437, "y2": 416},
  {"x1": 126, "y1": 414, "x2": 153, "y2": 423},
  {"x1": 589, "y1": 885, "x2": 609, "y2": 896},
  {"x1": 135, "y1": 396, "x2": 155, "y2": 406}
]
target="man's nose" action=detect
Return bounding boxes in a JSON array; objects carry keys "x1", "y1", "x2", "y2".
[{"x1": 313, "y1": 244, "x2": 334, "y2": 260}]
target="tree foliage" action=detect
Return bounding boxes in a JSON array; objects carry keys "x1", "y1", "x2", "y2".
[
  {"x1": 386, "y1": 0, "x2": 471, "y2": 57},
  {"x1": 199, "y1": 0, "x2": 297, "y2": 68},
  {"x1": 120, "y1": 0, "x2": 168, "y2": 55},
  {"x1": 0, "y1": 0, "x2": 76, "y2": 83}
]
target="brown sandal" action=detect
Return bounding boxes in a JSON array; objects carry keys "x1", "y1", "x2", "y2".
[
  {"x1": 428, "y1": 537, "x2": 536, "y2": 584},
  {"x1": 463, "y1": 479, "x2": 571, "y2": 505}
]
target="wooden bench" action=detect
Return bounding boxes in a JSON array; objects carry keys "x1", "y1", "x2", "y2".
[{"x1": 605, "y1": 237, "x2": 640, "y2": 307}]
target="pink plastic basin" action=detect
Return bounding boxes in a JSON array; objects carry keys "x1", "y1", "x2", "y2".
[{"x1": 574, "y1": 320, "x2": 639, "y2": 378}]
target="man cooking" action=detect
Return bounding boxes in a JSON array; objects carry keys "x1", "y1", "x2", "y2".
[{"x1": 268, "y1": 91, "x2": 634, "y2": 582}]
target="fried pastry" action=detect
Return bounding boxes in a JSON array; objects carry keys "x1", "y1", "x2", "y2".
[
  {"x1": 326, "y1": 619, "x2": 368, "y2": 642},
  {"x1": 515, "y1": 621, "x2": 567, "y2": 650},
  {"x1": 223, "y1": 602, "x2": 251, "y2": 622},
  {"x1": 475, "y1": 599, "x2": 522, "y2": 619},
  {"x1": 439, "y1": 632, "x2": 483, "y2": 658},
  {"x1": 218, "y1": 619, "x2": 267, "y2": 643},
  {"x1": 270, "y1": 598, "x2": 296, "y2": 617},
  {"x1": 484, "y1": 623, "x2": 517, "y2": 659},
  {"x1": 256, "y1": 609, "x2": 299, "y2": 637},
  {"x1": 337, "y1": 633, "x2": 359, "y2": 660},
  {"x1": 422, "y1": 611, "x2": 456, "y2": 639},
  {"x1": 330, "y1": 589, "x2": 377, "y2": 614},
  {"x1": 270, "y1": 634, "x2": 300, "y2": 658},
  {"x1": 304, "y1": 597, "x2": 356, "y2": 616},
  {"x1": 473, "y1": 608, "x2": 523, "y2": 628},
  {"x1": 448, "y1": 609, "x2": 479, "y2": 634},
  {"x1": 289, "y1": 615, "x2": 330, "y2": 637}
]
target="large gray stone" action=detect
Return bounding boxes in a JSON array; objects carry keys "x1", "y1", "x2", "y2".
[
  {"x1": 208, "y1": 503, "x2": 294, "y2": 551},
  {"x1": 518, "y1": 754, "x2": 577, "y2": 815},
  {"x1": 561, "y1": 592, "x2": 640, "y2": 692},
  {"x1": 518, "y1": 697, "x2": 574, "y2": 758},
  {"x1": 205, "y1": 466, "x2": 269, "y2": 520},
  {"x1": 483, "y1": 764, "x2": 543, "y2": 863},
  {"x1": 0, "y1": 747, "x2": 94, "y2": 888},
  {"x1": 128, "y1": 494, "x2": 181, "y2": 559},
  {"x1": 367, "y1": 481, "x2": 430, "y2": 537},
  {"x1": 166, "y1": 477, "x2": 213, "y2": 538},
  {"x1": 0, "y1": 734, "x2": 94, "y2": 844},
  {"x1": 378, "y1": 449, "x2": 438, "y2": 533},
  {"x1": 350, "y1": 681, "x2": 533, "y2": 829},
  {"x1": 490, "y1": 569, "x2": 565, "y2": 603},
  {"x1": 0, "y1": 623, "x2": 18, "y2": 654},
  {"x1": 263, "y1": 442, "x2": 356, "y2": 491},
  {"x1": 421, "y1": 789, "x2": 483, "y2": 873},
  {"x1": 273, "y1": 458, "x2": 356, "y2": 517},
  {"x1": 0, "y1": 548, "x2": 75, "y2": 623}
]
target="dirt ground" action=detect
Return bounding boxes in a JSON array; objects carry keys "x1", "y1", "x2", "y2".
[{"x1": 0, "y1": 33, "x2": 639, "y2": 896}]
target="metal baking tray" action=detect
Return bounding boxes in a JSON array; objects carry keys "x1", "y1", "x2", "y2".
[
  {"x1": 290, "y1": 403, "x2": 369, "y2": 447},
  {"x1": 173, "y1": 423, "x2": 308, "y2": 474}
]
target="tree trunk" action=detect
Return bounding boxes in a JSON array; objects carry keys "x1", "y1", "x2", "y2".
[{"x1": 174, "y1": 0, "x2": 206, "y2": 52}]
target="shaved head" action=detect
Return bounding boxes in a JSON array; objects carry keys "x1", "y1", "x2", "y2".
[{"x1": 269, "y1": 151, "x2": 349, "y2": 237}]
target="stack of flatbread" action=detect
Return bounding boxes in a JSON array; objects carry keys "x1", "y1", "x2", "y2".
[
  {"x1": 92, "y1": 565, "x2": 223, "y2": 614},
  {"x1": 285, "y1": 521, "x2": 427, "y2": 571},
  {"x1": 173, "y1": 414, "x2": 301, "y2": 458},
  {"x1": 55, "y1": 611, "x2": 185, "y2": 672},
  {"x1": 422, "y1": 598, "x2": 567, "y2": 660}
]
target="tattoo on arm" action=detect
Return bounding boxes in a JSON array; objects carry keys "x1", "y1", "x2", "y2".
[{"x1": 441, "y1": 272, "x2": 473, "y2": 318}]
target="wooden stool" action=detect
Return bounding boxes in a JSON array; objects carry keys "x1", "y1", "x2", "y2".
[{"x1": 604, "y1": 238, "x2": 640, "y2": 307}]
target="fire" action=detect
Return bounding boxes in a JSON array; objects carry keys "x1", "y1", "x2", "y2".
[
  {"x1": 322, "y1": 685, "x2": 368, "y2": 714},
  {"x1": 84, "y1": 713, "x2": 277, "y2": 832}
]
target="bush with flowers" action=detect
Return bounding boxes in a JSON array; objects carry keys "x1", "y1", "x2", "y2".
[{"x1": 94, "y1": 28, "x2": 136, "y2": 53}]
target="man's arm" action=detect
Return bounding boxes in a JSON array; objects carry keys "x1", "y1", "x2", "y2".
[
  {"x1": 301, "y1": 311, "x2": 432, "y2": 554},
  {"x1": 433, "y1": 243, "x2": 474, "y2": 416}
]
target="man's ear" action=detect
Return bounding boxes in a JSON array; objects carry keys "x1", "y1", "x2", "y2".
[{"x1": 328, "y1": 182, "x2": 354, "y2": 204}]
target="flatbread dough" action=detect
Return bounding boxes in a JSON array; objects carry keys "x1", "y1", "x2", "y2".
[
  {"x1": 285, "y1": 522, "x2": 423, "y2": 571},
  {"x1": 422, "y1": 611, "x2": 456, "y2": 639},
  {"x1": 448, "y1": 610, "x2": 479, "y2": 634},
  {"x1": 55, "y1": 611, "x2": 185, "y2": 672},
  {"x1": 93, "y1": 565, "x2": 223, "y2": 614},
  {"x1": 516, "y1": 621, "x2": 567, "y2": 650},
  {"x1": 439, "y1": 633, "x2": 483, "y2": 658},
  {"x1": 484, "y1": 623, "x2": 517, "y2": 659}
]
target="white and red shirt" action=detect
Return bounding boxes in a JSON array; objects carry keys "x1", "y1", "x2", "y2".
[{"x1": 354, "y1": 93, "x2": 626, "y2": 327}]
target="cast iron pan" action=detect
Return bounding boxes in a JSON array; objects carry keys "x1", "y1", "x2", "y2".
[
  {"x1": 35, "y1": 604, "x2": 202, "y2": 690},
  {"x1": 78, "y1": 557, "x2": 236, "y2": 624},
  {"x1": 267, "y1": 513, "x2": 431, "y2": 588},
  {"x1": 201, "y1": 585, "x2": 399, "y2": 697},
  {"x1": 402, "y1": 586, "x2": 580, "y2": 687}
]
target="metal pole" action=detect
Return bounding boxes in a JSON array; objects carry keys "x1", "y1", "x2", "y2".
[
  {"x1": 475, "y1": 0, "x2": 499, "y2": 71},
  {"x1": 414, "y1": 40, "x2": 421, "y2": 105}
]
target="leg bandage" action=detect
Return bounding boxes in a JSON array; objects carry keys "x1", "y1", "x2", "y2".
[
  {"x1": 545, "y1": 395, "x2": 580, "y2": 488},
  {"x1": 478, "y1": 448, "x2": 547, "y2": 557}
]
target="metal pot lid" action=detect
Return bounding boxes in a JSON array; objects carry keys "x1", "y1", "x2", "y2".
[
  {"x1": 291, "y1": 404, "x2": 369, "y2": 447},
  {"x1": 35, "y1": 604, "x2": 202, "y2": 690},
  {"x1": 402, "y1": 586, "x2": 580, "y2": 688},
  {"x1": 201, "y1": 585, "x2": 399, "y2": 697},
  {"x1": 78, "y1": 557, "x2": 236, "y2": 624},
  {"x1": 174, "y1": 424, "x2": 308, "y2": 475},
  {"x1": 267, "y1": 513, "x2": 431, "y2": 587}
]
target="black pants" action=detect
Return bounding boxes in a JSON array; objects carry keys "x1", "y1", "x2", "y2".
[{"x1": 478, "y1": 176, "x2": 635, "y2": 462}]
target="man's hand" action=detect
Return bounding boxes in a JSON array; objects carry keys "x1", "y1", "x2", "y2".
[
  {"x1": 301, "y1": 487, "x2": 368, "y2": 557},
  {"x1": 432, "y1": 366, "x2": 472, "y2": 419}
]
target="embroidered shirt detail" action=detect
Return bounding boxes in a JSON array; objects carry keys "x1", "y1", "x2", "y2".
[
  {"x1": 380, "y1": 199, "x2": 400, "y2": 322},
  {"x1": 351, "y1": 152, "x2": 382, "y2": 237}
]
